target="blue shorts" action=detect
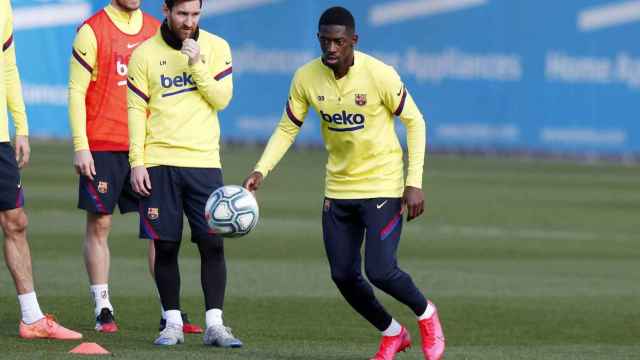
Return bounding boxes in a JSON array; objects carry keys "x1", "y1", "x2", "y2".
[
  {"x1": 0, "y1": 143, "x2": 24, "y2": 211},
  {"x1": 77, "y1": 152, "x2": 139, "y2": 215},
  {"x1": 138, "y1": 166, "x2": 223, "y2": 243},
  {"x1": 321, "y1": 197, "x2": 404, "y2": 276}
]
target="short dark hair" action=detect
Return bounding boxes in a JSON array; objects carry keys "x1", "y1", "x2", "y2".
[
  {"x1": 165, "y1": 0, "x2": 202, "y2": 10},
  {"x1": 318, "y1": 6, "x2": 355, "y2": 32}
]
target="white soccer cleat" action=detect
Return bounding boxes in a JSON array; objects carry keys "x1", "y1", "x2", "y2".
[
  {"x1": 203, "y1": 324, "x2": 243, "y2": 348},
  {"x1": 153, "y1": 323, "x2": 184, "y2": 346}
]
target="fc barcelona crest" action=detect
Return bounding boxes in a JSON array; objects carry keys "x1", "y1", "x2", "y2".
[
  {"x1": 147, "y1": 208, "x2": 159, "y2": 220},
  {"x1": 355, "y1": 93, "x2": 367, "y2": 106},
  {"x1": 323, "y1": 199, "x2": 332, "y2": 212},
  {"x1": 97, "y1": 181, "x2": 108, "y2": 194}
]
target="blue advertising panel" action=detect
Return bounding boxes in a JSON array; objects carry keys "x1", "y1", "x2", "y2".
[{"x1": 11, "y1": 0, "x2": 640, "y2": 154}]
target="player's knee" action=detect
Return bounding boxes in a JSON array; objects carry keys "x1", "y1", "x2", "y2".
[
  {"x1": 330, "y1": 269, "x2": 359, "y2": 287},
  {"x1": 365, "y1": 267, "x2": 397, "y2": 289},
  {"x1": 88, "y1": 214, "x2": 112, "y2": 239},
  {"x1": 1, "y1": 210, "x2": 28, "y2": 237},
  {"x1": 197, "y1": 237, "x2": 224, "y2": 255},
  {"x1": 154, "y1": 241, "x2": 180, "y2": 263}
]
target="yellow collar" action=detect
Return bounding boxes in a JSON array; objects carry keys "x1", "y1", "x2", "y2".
[{"x1": 104, "y1": 3, "x2": 141, "y2": 24}]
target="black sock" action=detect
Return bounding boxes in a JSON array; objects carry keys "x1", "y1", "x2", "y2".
[
  {"x1": 198, "y1": 237, "x2": 227, "y2": 311},
  {"x1": 154, "y1": 240, "x2": 181, "y2": 311}
]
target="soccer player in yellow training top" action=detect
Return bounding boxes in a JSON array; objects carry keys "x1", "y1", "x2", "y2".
[
  {"x1": 243, "y1": 6, "x2": 445, "y2": 360},
  {"x1": 1, "y1": 0, "x2": 81, "y2": 340},
  {"x1": 127, "y1": 0, "x2": 242, "y2": 347}
]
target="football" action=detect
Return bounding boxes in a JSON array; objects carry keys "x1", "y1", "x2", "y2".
[{"x1": 205, "y1": 185, "x2": 259, "y2": 237}]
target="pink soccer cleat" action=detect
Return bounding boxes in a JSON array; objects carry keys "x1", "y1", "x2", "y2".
[
  {"x1": 369, "y1": 326, "x2": 412, "y2": 360},
  {"x1": 95, "y1": 308, "x2": 118, "y2": 333},
  {"x1": 19, "y1": 314, "x2": 83, "y2": 340},
  {"x1": 418, "y1": 301, "x2": 445, "y2": 360}
]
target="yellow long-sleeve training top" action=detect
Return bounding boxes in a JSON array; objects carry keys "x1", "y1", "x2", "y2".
[
  {"x1": 254, "y1": 51, "x2": 426, "y2": 199},
  {"x1": 1, "y1": 0, "x2": 28, "y2": 142},
  {"x1": 127, "y1": 29, "x2": 233, "y2": 168}
]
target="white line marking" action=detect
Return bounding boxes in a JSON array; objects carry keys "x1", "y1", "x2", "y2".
[
  {"x1": 370, "y1": 0, "x2": 488, "y2": 26},
  {"x1": 14, "y1": 3, "x2": 91, "y2": 31},
  {"x1": 578, "y1": 0, "x2": 640, "y2": 31},
  {"x1": 202, "y1": 0, "x2": 281, "y2": 17}
]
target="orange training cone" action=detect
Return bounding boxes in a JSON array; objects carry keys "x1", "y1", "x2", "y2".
[{"x1": 69, "y1": 342, "x2": 111, "y2": 355}]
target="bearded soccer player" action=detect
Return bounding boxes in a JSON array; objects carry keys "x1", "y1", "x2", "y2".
[
  {"x1": 68, "y1": 0, "x2": 202, "y2": 334},
  {"x1": 1, "y1": 0, "x2": 81, "y2": 340},
  {"x1": 243, "y1": 6, "x2": 445, "y2": 360},
  {"x1": 127, "y1": 0, "x2": 241, "y2": 347}
]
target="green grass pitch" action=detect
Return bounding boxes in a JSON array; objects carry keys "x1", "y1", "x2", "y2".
[{"x1": 0, "y1": 141, "x2": 638, "y2": 359}]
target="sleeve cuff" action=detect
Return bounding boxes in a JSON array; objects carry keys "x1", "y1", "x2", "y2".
[
  {"x1": 72, "y1": 137, "x2": 90, "y2": 151},
  {"x1": 405, "y1": 176, "x2": 422, "y2": 189},
  {"x1": 253, "y1": 166, "x2": 269, "y2": 178}
]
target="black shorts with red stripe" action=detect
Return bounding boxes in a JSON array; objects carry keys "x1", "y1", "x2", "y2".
[
  {"x1": 138, "y1": 166, "x2": 223, "y2": 243},
  {"x1": 77, "y1": 151, "x2": 139, "y2": 215},
  {"x1": 0, "y1": 143, "x2": 24, "y2": 211}
]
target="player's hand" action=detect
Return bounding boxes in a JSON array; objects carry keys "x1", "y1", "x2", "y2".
[
  {"x1": 242, "y1": 171, "x2": 264, "y2": 194},
  {"x1": 402, "y1": 186, "x2": 424, "y2": 222},
  {"x1": 14, "y1": 135, "x2": 30, "y2": 169},
  {"x1": 181, "y1": 39, "x2": 201, "y2": 65},
  {"x1": 131, "y1": 166, "x2": 152, "y2": 197},
  {"x1": 73, "y1": 149, "x2": 95, "y2": 180}
]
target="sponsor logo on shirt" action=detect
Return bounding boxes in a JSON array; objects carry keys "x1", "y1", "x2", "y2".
[
  {"x1": 160, "y1": 72, "x2": 197, "y2": 97},
  {"x1": 320, "y1": 110, "x2": 365, "y2": 132},
  {"x1": 161, "y1": 72, "x2": 195, "y2": 88},
  {"x1": 115, "y1": 54, "x2": 131, "y2": 77}
]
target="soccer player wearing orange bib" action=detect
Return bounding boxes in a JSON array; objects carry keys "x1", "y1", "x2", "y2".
[
  {"x1": 68, "y1": 0, "x2": 179, "y2": 333},
  {"x1": 243, "y1": 7, "x2": 445, "y2": 360},
  {"x1": 1, "y1": 0, "x2": 81, "y2": 340}
]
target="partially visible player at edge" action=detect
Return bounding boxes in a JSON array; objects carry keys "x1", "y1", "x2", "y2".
[
  {"x1": 127, "y1": 0, "x2": 242, "y2": 347},
  {"x1": 243, "y1": 6, "x2": 445, "y2": 360},
  {"x1": 68, "y1": 0, "x2": 201, "y2": 333},
  {"x1": 0, "y1": 0, "x2": 81, "y2": 340}
]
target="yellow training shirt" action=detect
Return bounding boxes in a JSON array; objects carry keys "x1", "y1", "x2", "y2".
[
  {"x1": 68, "y1": 4, "x2": 144, "y2": 151},
  {"x1": 255, "y1": 51, "x2": 426, "y2": 199},
  {"x1": 1, "y1": 0, "x2": 28, "y2": 142},
  {"x1": 127, "y1": 30, "x2": 233, "y2": 168}
]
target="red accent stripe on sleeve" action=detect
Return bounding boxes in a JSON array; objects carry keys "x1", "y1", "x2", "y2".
[
  {"x1": 286, "y1": 101, "x2": 303, "y2": 127},
  {"x1": 127, "y1": 80, "x2": 150, "y2": 103},
  {"x1": 72, "y1": 49, "x2": 93, "y2": 73},
  {"x1": 3, "y1": 35, "x2": 13, "y2": 52},
  {"x1": 394, "y1": 88, "x2": 407, "y2": 116},
  {"x1": 214, "y1": 66, "x2": 232, "y2": 81}
]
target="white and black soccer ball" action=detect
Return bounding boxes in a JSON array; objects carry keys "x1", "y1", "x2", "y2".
[{"x1": 205, "y1": 185, "x2": 259, "y2": 238}]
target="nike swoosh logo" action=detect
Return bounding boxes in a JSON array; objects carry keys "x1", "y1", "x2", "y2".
[
  {"x1": 127, "y1": 43, "x2": 139, "y2": 49},
  {"x1": 396, "y1": 86, "x2": 403, "y2": 96},
  {"x1": 79, "y1": 50, "x2": 87, "y2": 56},
  {"x1": 225, "y1": 61, "x2": 231, "y2": 65},
  {"x1": 376, "y1": 200, "x2": 388, "y2": 209}
]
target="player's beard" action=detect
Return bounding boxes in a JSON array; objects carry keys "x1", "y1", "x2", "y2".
[
  {"x1": 114, "y1": 0, "x2": 140, "y2": 12},
  {"x1": 168, "y1": 18, "x2": 195, "y2": 41}
]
